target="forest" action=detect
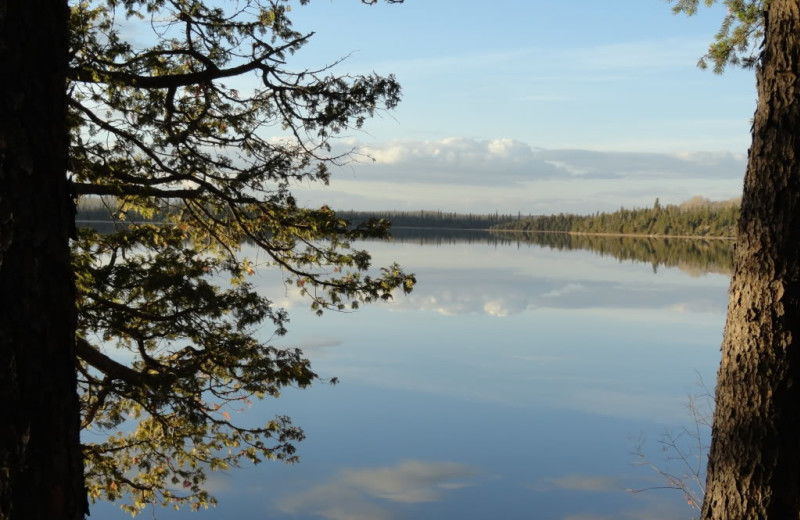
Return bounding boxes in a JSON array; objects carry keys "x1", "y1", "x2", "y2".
[
  {"x1": 493, "y1": 197, "x2": 740, "y2": 238},
  {"x1": 78, "y1": 198, "x2": 741, "y2": 238}
]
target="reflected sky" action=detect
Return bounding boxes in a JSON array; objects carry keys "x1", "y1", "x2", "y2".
[{"x1": 93, "y1": 235, "x2": 728, "y2": 520}]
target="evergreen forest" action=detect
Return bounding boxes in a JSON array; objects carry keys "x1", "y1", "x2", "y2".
[
  {"x1": 493, "y1": 197, "x2": 740, "y2": 238},
  {"x1": 77, "y1": 197, "x2": 741, "y2": 240}
]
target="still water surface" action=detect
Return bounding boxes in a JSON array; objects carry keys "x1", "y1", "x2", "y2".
[{"x1": 94, "y1": 231, "x2": 730, "y2": 520}]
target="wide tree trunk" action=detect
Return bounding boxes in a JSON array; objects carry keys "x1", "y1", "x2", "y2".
[
  {"x1": 701, "y1": 1, "x2": 800, "y2": 518},
  {"x1": 0, "y1": 0, "x2": 85, "y2": 518}
]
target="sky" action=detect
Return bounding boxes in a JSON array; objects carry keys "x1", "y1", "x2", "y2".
[{"x1": 266, "y1": 0, "x2": 756, "y2": 215}]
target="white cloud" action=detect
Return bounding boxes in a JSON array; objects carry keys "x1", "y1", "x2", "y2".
[
  {"x1": 400, "y1": 289, "x2": 530, "y2": 317},
  {"x1": 291, "y1": 136, "x2": 746, "y2": 214},
  {"x1": 340, "y1": 460, "x2": 478, "y2": 503},
  {"x1": 356, "y1": 137, "x2": 549, "y2": 185},
  {"x1": 389, "y1": 275, "x2": 726, "y2": 319},
  {"x1": 483, "y1": 299, "x2": 518, "y2": 317},
  {"x1": 533, "y1": 148, "x2": 745, "y2": 180},
  {"x1": 277, "y1": 484, "x2": 390, "y2": 520},
  {"x1": 328, "y1": 136, "x2": 742, "y2": 190},
  {"x1": 274, "y1": 460, "x2": 479, "y2": 520},
  {"x1": 542, "y1": 283, "x2": 587, "y2": 299}
]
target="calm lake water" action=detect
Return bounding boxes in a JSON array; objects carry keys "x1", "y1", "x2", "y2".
[{"x1": 93, "y1": 230, "x2": 731, "y2": 520}]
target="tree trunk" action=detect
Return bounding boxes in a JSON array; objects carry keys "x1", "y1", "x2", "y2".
[
  {"x1": 0, "y1": 0, "x2": 85, "y2": 518},
  {"x1": 702, "y1": 1, "x2": 800, "y2": 518}
]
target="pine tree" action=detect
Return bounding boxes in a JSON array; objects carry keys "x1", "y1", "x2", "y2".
[
  {"x1": 65, "y1": 0, "x2": 412, "y2": 513},
  {"x1": 0, "y1": 0, "x2": 86, "y2": 518},
  {"x1": 673, "y1": 1, "x2": 800, "y2": 518}
]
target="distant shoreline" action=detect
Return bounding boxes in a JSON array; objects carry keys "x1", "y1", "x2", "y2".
[
  {"x1": 489, "y1": 228, "x2": 736, "y2": 241},
  {"x1": 77, "y1": 220, "x2": 737, "y2": 241}
]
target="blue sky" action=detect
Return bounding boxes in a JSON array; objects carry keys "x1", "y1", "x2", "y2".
[{"x1": 281, "y1": 1, "x2": 756, "y2": 214}]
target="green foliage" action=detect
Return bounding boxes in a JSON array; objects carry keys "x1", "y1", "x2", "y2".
[
  {"x1": 669, "y1": 0, "x2": 767, "y2": 72},
  {"x1": 69, "y1": 0, "x2": 413, "y2": 514},
  {"x1": 493, "y1": 198, "x2": 740, "y2": 238}
]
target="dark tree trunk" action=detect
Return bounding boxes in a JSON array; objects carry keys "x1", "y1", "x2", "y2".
[
  {"x1": 0, "y1": 0, "x2": 85, "y2": 518},
  {"x1": 701, "y1": 1, "x2": 800, "y2": 518}
]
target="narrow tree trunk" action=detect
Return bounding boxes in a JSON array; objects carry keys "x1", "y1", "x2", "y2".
[
  {"x1": 0, "y1": 0, "x2": 85, "y2": 518},
  {"x1": 702, "y1": 1, "x2": 800, "y2": 518}
]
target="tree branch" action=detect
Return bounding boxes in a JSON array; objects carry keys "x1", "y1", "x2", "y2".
[
  {"x1": 69, "y1": 61, "x2": 264, "y2": 89},
  {"x1": 76, "y1": 337, "x2": 151, "y2": 387},
  {"x1": 68, "y1": 34, "x2": 312, "y2": 90}
]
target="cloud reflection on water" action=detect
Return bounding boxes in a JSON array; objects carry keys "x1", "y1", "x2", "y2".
[
  {"x1": 247, "y1": 235, "x2": 723, "y2": 517},
  {"x1": 274, "y1": 460, "x2": 479, "y2": 520},
  {"x1": 94, "y1": 234, "x2": 721, "y2": 520},
  {"x1": 251, "y1": 237, "x2": 730, "y2": 321}
]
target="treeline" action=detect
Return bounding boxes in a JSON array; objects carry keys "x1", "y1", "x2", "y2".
[
  {"x1": 78, "y1": 196, "x2": 740, "y2": 239},
  {"x1": 76, "y1": 194, "x2": 735, "y2": 275},
  {"x1": 337, "y1": 210, "x2": 524, "y2": 230},
  {"x1": 493, "y1": 197, "x2": 740, "y2": 238}
]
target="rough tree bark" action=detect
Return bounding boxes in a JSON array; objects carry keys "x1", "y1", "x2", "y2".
[
  {"x1": 0, "y1": 0, "x2": 85, "y2": 518},
  {"x1": 702, "y1": 1, "x2": 800, "y2": 518}
]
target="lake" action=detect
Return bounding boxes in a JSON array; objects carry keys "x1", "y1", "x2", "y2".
[{"x1": 92, "y1": 230, "x2": 731, "y2": 520}]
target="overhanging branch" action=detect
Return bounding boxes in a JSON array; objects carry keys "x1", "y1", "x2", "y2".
[
  {"x1": 68, "y1": 33, "x2": 312, "y2": 90},
  {"x1": 69, "y1": 61, "x2": 264, "y2": 89},
  {"x1": 76, "y1": 337, "x2": 151, "y2": 387}
]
